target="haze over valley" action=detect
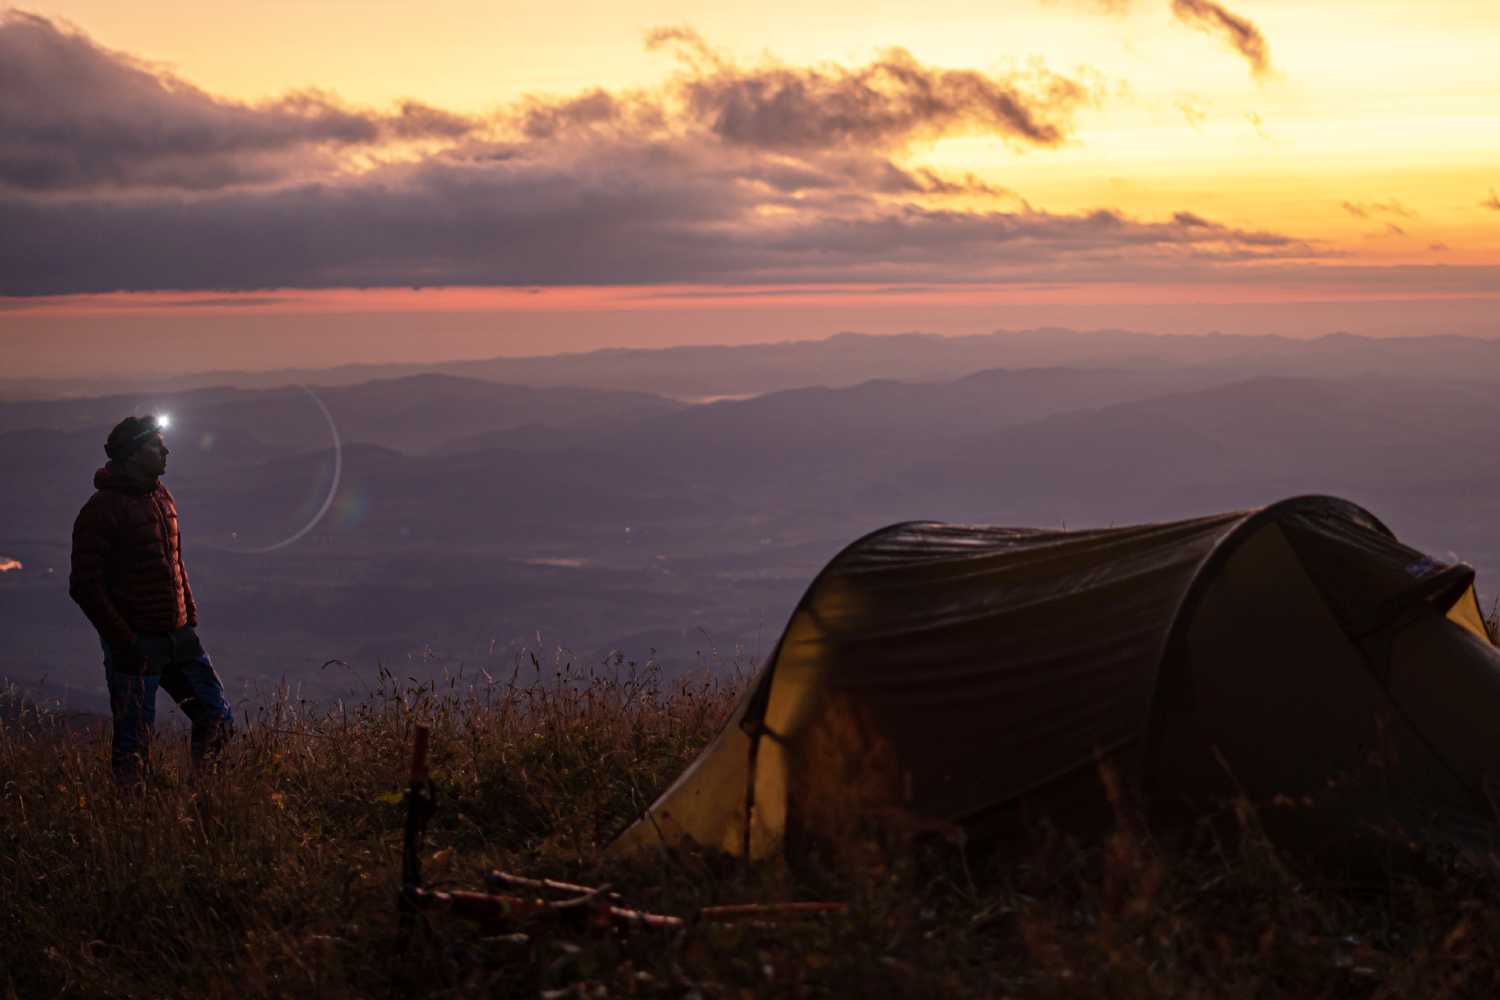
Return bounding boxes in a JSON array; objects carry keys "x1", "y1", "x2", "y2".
[{"x1": 4, "y1": 328, "x2": 1498, "y2": 714}]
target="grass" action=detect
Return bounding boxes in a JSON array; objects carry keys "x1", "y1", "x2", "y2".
[{"x1": 5, "y1": 635, "x2": 1500, "y2": 998}]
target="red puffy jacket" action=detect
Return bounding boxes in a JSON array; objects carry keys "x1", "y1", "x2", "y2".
[{"x1": 70, "y1": 466, "x2": 198, "y2": 649}]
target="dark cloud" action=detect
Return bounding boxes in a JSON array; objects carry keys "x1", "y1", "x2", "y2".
[
  {"x1": 0, "y1": 13, "x2": 1316, "y2": 296},
  {"x1": 1482, "y1": 189, "x2": 1500, "y2": 212},
  {"x1": 736, "y1": 155, "x2": 1016, "y2": 200},
  {"x1": 2, "y1": 12, "x2": 1087, "y2": 196},
  {"x1": 515, "y1": 88, "x2": 667, "y2": 140},
  {"x1": 903, "y1": 169, "x2": 1016, "y2": 199},
  {"x1": 0, "y1": 135, "x2": 1313, "y2": 296},
  {"x1": 648, "y1": 28, "x2": 1088, "y2": 151},
  {"x1": 1170, "y1": 0, "x2": 1272, "y2": 78},
  {"x1": 1341, "y1": 199, "x2": 1415, "y2": 220},
  {"x1": 387, "y1": 101, "x2": 480, "y2": 141},
  {"x1": 753, "y1": 206, "x2": 1300, "y2": 267},
  {"x1": 0, "y1": 11, "x2": 482, "y2": 192}
]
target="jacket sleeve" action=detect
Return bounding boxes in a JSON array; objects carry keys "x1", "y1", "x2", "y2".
[
  {"x1": 70, "y1": 497, "x2": 135, "y2": 649},
  {"x1": 164, "y1": 485, "x2": 198, "y2": 627},
  {"x1": 180, "y1": 544, "x2": 198, "y2": 627}
]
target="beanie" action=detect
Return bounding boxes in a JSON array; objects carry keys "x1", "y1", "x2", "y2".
[{"x1": 105, "y1": 414, "x2": 164, "y2": 462}]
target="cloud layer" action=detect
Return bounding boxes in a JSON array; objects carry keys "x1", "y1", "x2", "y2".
[
  {"x1": 649, "y1": 28, "x2": 1084, "y2": 151},
  {"x1": 0, "y1": 12, "x2": 1315, "y2": 296},
  {"x1": 0, "y1": 12, "x2": 479, "y2": 192},
  {"x1": 1341, "y1": 199, "x2": 1415, "y2": 220},
  {"x1": 1168, "y1": 0, "x2": 1272, "y2": 78}
]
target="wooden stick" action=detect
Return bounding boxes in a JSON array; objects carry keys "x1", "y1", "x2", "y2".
[
  {"x1": 407, "y1": 887, "x2": 685, "y2": 929},
  {"x1": 397, "y1": 728, "x2": 437, "y2": 954},
  {"x1": 486, "y1": 869, "x2": 623, "y2": 901},
  {"x1": 539, "y1": 885, "x2": 611, "y2": 910},
  {"x1": 600, "y1": 905, "x2": 685, "y2": 929},
  {"x1": 410, "y1": 881, "x2": 848, "y2": 931},
  {"x1": 409, "y1": 725, "x2": 430, "y2": 784}
]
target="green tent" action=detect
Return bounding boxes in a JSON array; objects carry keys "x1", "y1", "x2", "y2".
[{"x1": 612, "y1": 496, "x2": 1498, "y2": 858}]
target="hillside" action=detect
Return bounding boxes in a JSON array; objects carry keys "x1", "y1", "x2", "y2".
[
  {"x1": 5, "y1": 664, "x2": 1500, "y2": 998},
  {"x1": 0, "y1": 372, "x2": 684, "y2": 453}
]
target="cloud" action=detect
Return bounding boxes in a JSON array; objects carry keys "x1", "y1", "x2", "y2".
[
  {"x1": 647, "y1": 28, "x2": 1089, "y2": 152},
  {"x1": 0, "y1": 13, "x2": 1317, "y2": 297},
  {"x1": 514, "y1": 88, "x2": 667, "y2": 141},
  {"x1": 1341, "y1": 199, "x2": 1415, "y2": 220},
  {"x1": 0, "y1": 11, "x2": 483, "y2": 192},
  {"x1": 0, "y1": 143, "x2": 1312, "y2": 295},
  {"x1": 2, "y1": 11, "x2": 1088, "y2": 196},
  {"x1": 1175, "y1": 96, "x2": 1207, "y2": 129},
  {"x1": 734, "y1": 154, "x2": 1019, "y2": 200},
  {"x1": 1170, "y1": 0, "x2": 1272, "y2": 78},
  {"x1": 902, "y1": 169, "x2": 1017, "y2": 199},
  {"x1": 1218, "y1": 263, "x2": 1500, "y2": 295},
  {"x1": 1482, "y1": 189, "x2": 1500, "y2": 212},
  {"x1": 0, "y1": 557, "x2": 21, "y2": 572}
]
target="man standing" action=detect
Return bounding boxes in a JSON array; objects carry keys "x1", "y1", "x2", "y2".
[{"x1": 70, "y1": 414, "x2": 233, "y2": 786}]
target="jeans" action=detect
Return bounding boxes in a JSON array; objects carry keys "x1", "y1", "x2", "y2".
[{"x1": 103, "y1": 626, "x2": 234, "y2": 786}]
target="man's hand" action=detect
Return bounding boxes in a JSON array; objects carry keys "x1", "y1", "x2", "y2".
[{"x1": 110, "y1": 640, "x2": 150, "y2": 675}]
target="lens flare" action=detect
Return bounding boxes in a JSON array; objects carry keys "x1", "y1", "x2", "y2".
[
  {"x1": 156, "y1": 414, "x2": 171, "y2": 429},
  {"x1": 241, "y1": 386, "x2": 342, "y2": 554}
]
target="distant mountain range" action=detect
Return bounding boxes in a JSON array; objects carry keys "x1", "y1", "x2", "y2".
[
  {"x1": 4, "y1": 329, "x2": 1498, "y2": 713},
  {"x1": 5, "y1": 328, "x2": 1500, "y2": 402},
  {"x1": 0, "y1": 372, "x2": 682, "y2": 449}
]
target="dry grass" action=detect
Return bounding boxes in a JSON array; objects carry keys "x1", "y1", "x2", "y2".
[{"x1": 5, "y1": 648, "x2": 1500, "y2": 998}]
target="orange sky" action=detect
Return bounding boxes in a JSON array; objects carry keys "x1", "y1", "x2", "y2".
[{"x1": 2, "y1": 1, "x2": 1498, "y2": 377}]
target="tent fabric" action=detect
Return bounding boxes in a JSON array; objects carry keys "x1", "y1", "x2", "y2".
[
  {"x1": 611, "y1": 496, "x2": 1498, "y2": 859},
  {"x1": 1149, "y1": 520, "x2": 1484, "y2": 834}
]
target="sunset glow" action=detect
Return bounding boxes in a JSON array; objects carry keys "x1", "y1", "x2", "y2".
[{"x1": 3, "y1": 0, "x2": 1498, "y2": 376}]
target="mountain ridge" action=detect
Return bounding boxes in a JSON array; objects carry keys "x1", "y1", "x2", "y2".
[{"x1": 7, "y1": 327, "x2": 1500, "y2": 402}]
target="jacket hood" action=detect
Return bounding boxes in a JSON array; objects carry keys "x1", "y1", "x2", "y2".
[{"x1": 94, "y1": 463, "x2": 160, "y2": 495}]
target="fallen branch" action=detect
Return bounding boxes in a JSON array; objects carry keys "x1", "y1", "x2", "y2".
[
  {"x1": 407, "y1": 885, "x2": 849, "y2": 932},
  {"x1": 486, "y1": 869, "x2": 624, "y2": 902},
  {"x1": 410, "y1": 884, "x2": 849, "y2": 931},
  {"x1": 406, "y1": 887, "x2": 685, "y2": 929},
  {"x1": 482, "y1": 869, "x2": 845, "y2": 922}
]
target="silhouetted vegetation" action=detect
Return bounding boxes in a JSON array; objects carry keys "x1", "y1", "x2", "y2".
[{"x1": 5, "y1": 649, "x2": 1500, "y2": 998}]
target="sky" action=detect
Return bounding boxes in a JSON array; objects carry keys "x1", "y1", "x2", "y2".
[{"x1": 2, "y1": 0, "x2": 1499, "y2": 377}]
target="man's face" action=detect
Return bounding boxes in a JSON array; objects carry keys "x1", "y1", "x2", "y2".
[{"x1": 127, "y1": 432, "x2": 169, "y2": 478}]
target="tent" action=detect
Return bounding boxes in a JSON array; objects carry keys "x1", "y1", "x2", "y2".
[{"x1": 611, "y1": 496, "x2": 1499, "y2": 859}]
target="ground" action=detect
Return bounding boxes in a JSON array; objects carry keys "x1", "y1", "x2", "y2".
[{"x1": 4, "y1": 661, "x2": 1500, "y2": 998}]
